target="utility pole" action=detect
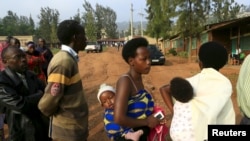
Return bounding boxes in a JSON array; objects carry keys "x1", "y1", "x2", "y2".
[
  {"x1": 130, "y1": 3, "x2": 133, "y2": 38},
  {"x1": 138, "y1": 12, "x2": 144, "y2": 37}
]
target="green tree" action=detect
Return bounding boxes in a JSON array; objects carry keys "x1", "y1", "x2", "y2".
[
  {"x1": 18, "y1": 15, "x2": 35, "y2": 35},
  {"x1": 212, "y1": 0, "x2": 243, "y2": 23},
  {"x1": 0, "y1": 11, "x2": 19, "y2": 36},
  {"x1": 37, "y1": 7, "x2": 59, "y2": 44},
  {"x1": 173, "y1": 0, "x2": 207, "y2": 38},
  {"x1": 71, "y1": 9, "x2": 82, "y2": 25},
  {"x1": 82, "y1": 0, "x2": 118, "y2": 40},
  {"x1": 229, "y1": 2, "x2": 242, "y2": 19},
  {"x1": 0, "y1": 11, "x2": 35, "y2": 36},
  {"x1": 146, "y1": 0, "x2": 161, "y2": 42},
  {"x1": 95, "y1": 4, "x2": 106, "y2": 39},
  {"x1": 50, "y1": 22, "x2": 58, "y2": 46},
  {"x1": 146, "y1": 0, "x2": 175, "y2": 43},
  {"x1": 28, "y1": 15, "x2": 35, "y2": 34},
  {"x1": 145, "y1": 0, "x2": 243, "y2": 40},
  {"x1": 85, "y1": 11, "x2": 97, "y2": 41},
  {"x1": 243, "y1": 4, "x2": 250, "y2": 12},
  {"x1": 173, "y1": 0, "x2": 210, "y2": 61},
  {"x1": 103, "y1": 7, "x2": 117, "y2": 38},
  {"x1": 82, "y1": 0, "x2": 97, "y2": 41},
  {"x1": 95, "y1": 4, "x2": 117, "y2": 38}
]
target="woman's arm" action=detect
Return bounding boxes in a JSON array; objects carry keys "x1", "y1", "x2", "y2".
[
  {"x1": 159, "y1": 84, "x2": 174, "y2": 114},
  {"x1": 114, "y1": 76, "x2": 159, "y2": 128}
]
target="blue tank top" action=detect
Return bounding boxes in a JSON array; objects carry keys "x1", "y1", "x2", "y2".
[{"x1": 127, "y1": 89, "x2": 154, "y2": 119}]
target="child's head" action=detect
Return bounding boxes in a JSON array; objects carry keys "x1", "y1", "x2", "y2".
[
  {"x1": 97, "y1": 83, "x2": 116, "y2": 109},
  {"x1": 198, "y1": 41, "x2": 228, "y2": 70},
  {"x1": 170, "y1": 77, "x2": 193, "y2": 103}
]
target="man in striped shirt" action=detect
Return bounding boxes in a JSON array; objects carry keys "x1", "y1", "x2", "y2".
[{"x1": 38, "y1": 20, "x2": 89, "y2": 141}]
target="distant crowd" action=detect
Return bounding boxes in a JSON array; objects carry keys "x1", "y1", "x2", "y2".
[{"x1": 0, "y1": 36, "x2": 53, "y2": 83}]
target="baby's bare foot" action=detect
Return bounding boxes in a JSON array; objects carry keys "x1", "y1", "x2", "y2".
[{"x1": 124, "y1": 130, "x2": 144, "y2": 141}]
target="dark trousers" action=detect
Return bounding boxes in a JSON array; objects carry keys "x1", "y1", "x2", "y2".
[
  {"x1": 0, "y1": 128, "x2": 4, "y2": 141},
  {"x1": 42, "y1": 68, "x2": 48, "y2": 81},
  {"x1": 240, "y1": 115, "x2": 250, "y2": 125}
]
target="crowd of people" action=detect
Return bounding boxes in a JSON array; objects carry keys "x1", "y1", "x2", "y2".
[
  {"x1": 0, "y1": 36, "x2": 53, "y2": 82},
  {"x1": 0, "y1": 19, "x2": 249, "y2": 141}
]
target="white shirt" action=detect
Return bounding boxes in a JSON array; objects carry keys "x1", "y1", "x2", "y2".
[
  {"x1": 61, "y1": 44, "x2": 79, "y2": 62},
  {"x1": 237, "y1": 55, "x2": 250, "y2": 117},
  {"x1": 186, "y1": 68, "x2": 235, "y2": 140},
  {"x1": 170, "y1": 101, "x2": 195, "y2": 141},
  {"x1": 235, "y1": 48, "x2": 241, "y2": 55}
]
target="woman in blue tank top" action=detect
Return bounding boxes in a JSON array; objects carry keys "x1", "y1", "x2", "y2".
[{"x1": 114, "y1": 37, "x2": 162, "y2": 141}]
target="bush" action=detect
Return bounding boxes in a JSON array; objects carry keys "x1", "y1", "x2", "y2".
[
  {"x1": 168, "y1": 48, "x2": 177, "y2": 56},
  {"x1": 178, "y1": 51, "x2": 188, "y2": 58}
]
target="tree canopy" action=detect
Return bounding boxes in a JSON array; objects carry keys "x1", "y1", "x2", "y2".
[
  {"x1": 145, "y1": 0, "x2": 245, "y2": 39},
  {"x1": 0, "y1": 0, "x2": 118, "y2": 44},
  {"x1": 0, "y1": 0, "x2": 248, "y2": 44}
]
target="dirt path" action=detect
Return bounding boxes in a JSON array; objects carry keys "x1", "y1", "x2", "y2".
[{"x1": 78, "y1": 47, "x2": 241, "y2": 141}]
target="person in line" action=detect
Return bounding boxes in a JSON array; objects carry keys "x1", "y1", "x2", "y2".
[
  {"x1": 160, "y1": 41, "x2": 235, "y2": 141},
  {"x1": 160, "y1": 77, "x2": 194, "y2": 140},
  {"x1": 9, "y1": 38, "x2": 20, "y2": 48},
  {"x1": 25, "y1": 41, "x2": 46, "y2": 84},
  {"x1": 0, "y1": 113, "x2": 4, "y2": 141},
  {"x1": 232, "y1": 48, "x2": 242, "y2": 65},
  {"x1": 97, "y1": 83, "x2": 144, "y2": 141},
  {"x1": 236, "y1": 54, "x2": 250, "y2": 124},
  {"x1": 9, "y1": 37, "x2": 27, "y2": 51},
  {"x1": 0, "y1": 36, "x2": 14, "y2": 141},
  {"x1": 0, "y1": 36, "x2": 14, "y2": 71},
  {"x1": 38, "y1": 20, "x2": 89, "y2": 141},
  {"x1": 0, "y1": 46, "x2": 50, "y2": 141},
  {"x1": 36, "y1": 38, "x2": 53, "y2": 81},
  {"x1": 114, "y1": 37, "x2": 161, "y2": 141}
]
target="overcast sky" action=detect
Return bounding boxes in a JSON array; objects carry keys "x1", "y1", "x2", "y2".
[
  {"x1": 0, "y1": 0, "x2": 249, "y2": 24},
  {"x1": 0, "y1": 0, "x2": 146, "y2": 23}
]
